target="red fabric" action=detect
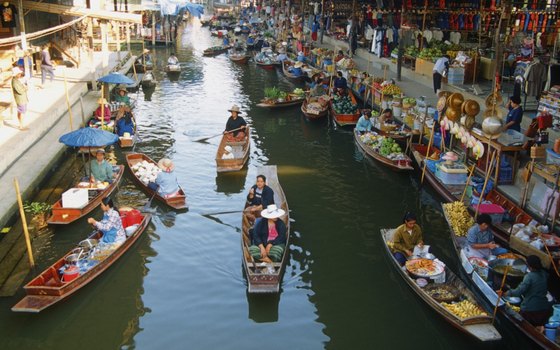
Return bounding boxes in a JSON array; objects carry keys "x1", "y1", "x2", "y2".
[
  {"x1": 268, "y1": 224, "x2": 279, "y2": 241},
  {"x1": 94, "y1": 106, "x2": 111, "y2": 122},
  {"x1": 538, "y1": 113, "x2": 553, "y2": 129},
  {"x1": 225, "y1": 131, "x2": 246, "y2": 142}
]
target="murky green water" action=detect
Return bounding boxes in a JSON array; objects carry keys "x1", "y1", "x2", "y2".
[{"x1": 0, "y1": 22, "x2": 535, "y2": 350}]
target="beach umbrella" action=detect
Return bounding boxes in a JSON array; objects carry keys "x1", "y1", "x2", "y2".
[
  {"x1": 97, "y1": 72, "x2": 135, "y2": 85},
  {"x1": 59, "y1": 127, "x2": 118, "y2": 147}
]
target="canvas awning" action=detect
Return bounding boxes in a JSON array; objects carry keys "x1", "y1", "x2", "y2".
[{"x1": 22, "y1": 1, "x2": 142, "y2": 23}]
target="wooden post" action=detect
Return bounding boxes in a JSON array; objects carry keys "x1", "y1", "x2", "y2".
[
  {"x1": 152, "y1": 11, "x2": 156, "y2": 47},
  {"x1": 101, "y1": 20, "x2": 109, "y2": 75},
  {"x1": 14, "y1": 178, "x2": 34, "y2": 267},
  {"x1": 17, "y1": 0, "x2": 31, "y2": 83},
  {"x1": 87, "y1": 18, "x2": 96, "y2": 90},
  {"x1": 79, "y1": 95, "x2": 85, "y2": 126},
  {"x1": 421, "y1": 122, "x2": 436, "y2": 184},
  {"x1": 100, "y1": 84, "x2": 105, "y2": 128},
  {"x1": 419, "y1": 2, "x2": 428, "y2": 51},
  {"x1": 460, "y1": 165, "x2": 476, "y2": 204},
  {"x1": 126, "y1": 23, "x2": 131, "y2": 52},
  {"x1": 474, "y1": 150, "x2": 497, "y2": 220},
  {"x1": 63, "y1": 68, "x2": 74, "y2": 131},
  {"x1": 521, "y1": 159, "x2": 535, "y2": 208},
  {"x1": 116, "y1": 22, "x2": 122, "y2": 61}
]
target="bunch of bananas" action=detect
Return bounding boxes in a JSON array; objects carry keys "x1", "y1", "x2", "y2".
[
  {"x1": 506, "y1": 302, "x2": 521, "y2": 313},
  {"x1": 442, "y1": 202, "x2": 474, "y2": 236},
  {"x1": 441, "y1": 300, "x2": 487, "y2": 319},
  {"x1": 381, "y1": 84, "x2": 402, "y2": 96}
]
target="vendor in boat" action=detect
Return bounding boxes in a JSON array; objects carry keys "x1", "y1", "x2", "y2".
[
  {"x1": 334, "y1": 50, "x2": 345, "y2": 63},
  {"x1": 116, "y1": 107, "x2": 135, "y2": 137},
  {"x1": 310, "y1": 76, "x2": 326, "y2": 97},
  {"x1": 277, "y1": 48, "x2": 288, "y2": 63},
  {"x1": 333, "y1": 71, "x2": 348, "y2": 95},
  {"x1": 246, "y1": 35, "x2": 255, "y2": 46},
  {"x1": 245, "y1": 174, "x2": 275, "y2": 222},
  {"x1": 168, "y1": 53, "x2": 179, "y2": 65},
  {"x1": 86, "y1": 148, "x2": 114, "y2": 183},
  {"x1": 142, "y1": 49, "x2": 153, "y2": 65},
  {"x1": 464, "y1": 214, "x2": 508, "y2": 259},
  {"x1": 248, "y1": 204, "x2": 287, "y2": 263},
  {"x1": 94, "y1": 98, "x2": 111, "y2": 122},
  {"x1": 297, "y1": 51, "x2": 305, "y2": 62},
  {"x1": 87, "y1": 197, "x2": 126, "y2": 244},
  {"x1": 391, "y1": 212, "x2": 424, "y2": 266},
  {"x1": 222, "y1": 145, "x2": 235, "y2": 159},
  {"x1": 114, "y1": 86, "x2": 131, "y2": 106},
  {"x1": 356, "y1": 110, "x2": 373, "y2": 134},
  {"x1": 233, "y1": 39, "x2": 243, "y2": 51},
  {"x1": 288, "y1": 61, "x2": 304, "y2": 77},
  {"x1": 149, "y1": 158, "x2": 180, "y2": 198},
  {"x1": 379, "y1": 108, "x2": 394, "y2": 125},
  {"x1": 224, "y1": 104, "x2": 248, "y2": 142},
  {"x1": 223, "y1": 35, "x2": 230, "y2": 46},
  {"x1": 503, "y1": 255, "x2": 552, "y2": 329}
]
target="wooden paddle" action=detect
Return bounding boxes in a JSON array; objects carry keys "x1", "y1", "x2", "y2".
[
  {"x1": 142, "y1": 191, "x2": 157, "y2": 212},
  {"x1": 492, "y1": 264, "x2": 510, "y2": 325},
  {"x1": 194, "y1": 126, "x2": 245, "y2": 143},
  {"x1": 460, "y1": 164, "x2": 477, "y2": 204}
]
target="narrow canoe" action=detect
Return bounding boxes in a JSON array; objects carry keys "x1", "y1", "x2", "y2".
[
  {"x1": 241, "y1": 165, "x2": 290, "y2": 293},
  {"x1": 329, "y1": 90, "x2": 360, "y2": 127},
  {"x1": 164, "y1": 64, "x2": 181, "y2": 73},
  {"x1": 301, "y1": 97, "x2": 329, "y2": 121},
  {"x1": 48, "y1": 165, "x2": 125, "y2": 225},
  {"x1": 203, "y1": 46, "x2": 230, "y2": 56},
  {"x1": 255, "y1": 61, "x2": 276, "y2": 70},
  {"x1": 354, "y1": 130, "x2": 413, "y2": 172},
  {"x1": 215, "y1": 128, "x2": 251, "y2": 172},
  {"x1": 118, "y1": 135, "x2": 135, "y2": 148},
  {"x1": 125, "y1": 153, "x2": 188, "y2": 210},
  {"x1": 256, "y1": 97, "x2": 305, "y2": 109},
  {"x1": 380, "y1": 228, "x2": 502, "y2": 342},
  {"x1": 12, "y1": 210, "x2": 152, "y2": 312},
  {"x1": 229, "y1": 52, "x2": 250, "y2": 64},
  {"x1": 441, "y1": 204, "x2": 560, "y2": 349},
  {"x1": 281, "y1": 60, "x2": 306, "y2": 83}
]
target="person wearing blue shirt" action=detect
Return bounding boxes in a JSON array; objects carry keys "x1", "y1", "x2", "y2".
[
  {"x1": 355, "y1": 111, "x2": 373, "y2": 134},
  {"x1": 297, "y1": 51, "x2": 305, "y2": 62},
  {"x1": 116, "y1": 108, "x2": 134, "y2": 137},
  {"x1": 223, "y1": 35, "x2": 230, "y2": 46},
  {"x1": 505, "y1": 96, "x2": 523, "y2": 132},
  {"x1": 334, "y1": 71, "x2": 348, "y2": 95},
  {"x1": 464, "y1": 214, "x2": 507, "y2": 259},
  {"x1": 151, "y1": 159, "x2": 180, "y2": 197},
  {"x1": 244, "y1": 174, "x2": 275, "y2": 222},
  {"x1": 289, "y1": 62, "x2": 304, "y2": 77}
]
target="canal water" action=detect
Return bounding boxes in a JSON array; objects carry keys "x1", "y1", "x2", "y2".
[{"x1": 0, "y1": 22, "x2": 535, "y2": 350}]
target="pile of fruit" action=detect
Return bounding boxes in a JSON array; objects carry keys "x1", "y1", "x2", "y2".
[
  {"x1": 442, "y1": 202, "x2": 474, "y2": 237},
  {"x1": 405, "y1": 46, "x2": 419, "y2": 57},
  {"x1": 505, "y1": 301, "x2": 521, "y2": 313},
  {"x1": 360, "y1": 134, "x2": 405, "y2": 159},
  {"x1": 379, "y1": 137, "x2": 402, "y2": 156},
  {"x1": 333, "y1": 95, "x2": 358, "y2": 114},
  {"x1": 417, "y1": 47, "x2": 444, "y2": 62},
  {"x1": 292, "y1": 88, "x2": 305, "y2": 97},
  {"x1": 131, "y1": 160, "x2": 161, "y2": 185},
  {"x1": 381, "y1": 84, "x2": 402, "y2": 96},
  {"x1": 441, "y1": 300, "x2": 488, "y2": 319},
  {"x1": 403, "y1": 97, "x2": 417, "y2": 106}
]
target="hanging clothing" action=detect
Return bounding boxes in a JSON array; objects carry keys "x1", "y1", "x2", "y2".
[
  {"x1": 1, "y1": 3, "x2": 17, "y2": 28},
  {"x1": 526, "y1": 62, "x2": 548, "y2": 97}
]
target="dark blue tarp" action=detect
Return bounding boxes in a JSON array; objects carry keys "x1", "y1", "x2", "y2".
[
  {"x1": 159, "y1": 0, "x2": 204, "y2": 17},
  {"x1": 59, "y1": 127, "x2": 119, "y2": 147}
]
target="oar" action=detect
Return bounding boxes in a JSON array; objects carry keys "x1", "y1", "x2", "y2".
[
  {"x1": 460, "y1": 164, "x2": 477, "y2": 204},
  {"x1": 200, "y1": 209, "x2": 245, "y2": 216},
  {"x1": 536, "y1": 230, "x2": 560, "y2": 278},
  {"x1": 493, "y1": 264, "x2": 510, "y2": 325},
  {"x1": 142, "y1": 190, "x2": 157, "y2": 212},
  {"x1": 193, "y1": 126, "x2": 245, "y2": 143}
]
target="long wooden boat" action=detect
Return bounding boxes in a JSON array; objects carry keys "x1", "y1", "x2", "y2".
[
  {"x1": 241, "y1": 165, "x2": 290, "y2": 293},
  {"x1": 380, "y1": 228, "x2": 502, "y2": 342},
  {"x1": 164, "y1": 64, "x2": 181, "y2": 73},
  {"x1": 484, "y1": 189, "x2": 534, "y2": 243},
  {"x1": 215, "y1": 128, "x2": 251, "y2": 172},
  {"x1": 12, "y1": 210, "x2": 152, "y2": 312},
  {"x1": 354, "y1": 130, "x2": 413, "y2": 172},
  {"x1": 125, "y1": 153, "x2": 188, "y2": 210},
  {"x1": 203, "y1": 45, "x2": 230, "y2": 57},
  {"x1": 48, "y1": 165, "x2": 124, "y2": 225},
  {"x1": 329, "y1": 90, "x2": 361, "y2": 127},
  {"x1": 229, "y1": 52, "x2": 250, "y2": 64},
  {"x1": 441, "y1": 204, "x2": 560, "y2": 349},
  {"x1": 281, "y1": 60, "x2": 306, "y2": 83},
  {"x1": 256, "y1": 96, "x2": 304, "y2": 109},
  {"x1": 301, "y1": 97, "x2": 329, "y2": 121}
]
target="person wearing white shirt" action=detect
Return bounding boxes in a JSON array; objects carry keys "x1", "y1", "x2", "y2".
[{"x1": 432, "y1": 55, "x2": 450, "y2": 94}]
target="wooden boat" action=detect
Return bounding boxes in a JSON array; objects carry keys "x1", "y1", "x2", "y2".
[
  {"x1": 125, "y1": 153, "x2": 188, "y2": 210},
  {"x1": 164, "y1": 64, "x2": 181, "y2": 73},
  {"x1": 281, "y1": 60, "x2": 306, "y2": 83},
  {"x1": 215, "y1": 128, "x2": 250, "y2": 172},
  {"x1": 256, "y1": 95, "x2": 305, "y2": 109},
  {"x1": 371, "y1": 121, "x2": 412, "y2": 145},
  {"x1": 380, "y1": 228, "x2": 502, "y2": 342},
  {"x1": 241, "y1": 165, "x2": 289, "y2": 293},
  {"x1": 118, "y1": 134, "x2": 135, "y2": 148},
  {"x1": 12, "y1": 210, "x2": 152, "y2": 312},
  {"x1": 301, "y1": 96, "x2": 329, "y2": 121},
  {"x1": 229, "y1": 52, "x2": 250, "y2": 64},
  {"x1": 441, "y1": 204, "x2": 560, "y2": 349},
  {"x1": 354, "y1": 130, "x2": 413, "y2": 172},
  {"x1": 483, "y1": 189, "x2": 535, "y2": 243},
  {"x1": 47, "y1": 165, "x2": 124, "y2": 225},
  {"x1": 255, "y1": 60, "x2": 277, "y2": 70},
  {"x1": 141, "y1": 72, "x2": 156, "y2": 89},
  {"x1": 203, "y1": 45, "x2": 230, "y2": 57},
  {"x1": 329, "y1": 90, "x2": 361, "y2": 127}
]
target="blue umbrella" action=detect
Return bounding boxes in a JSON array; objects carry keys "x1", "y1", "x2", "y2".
[
  {"x1": 97, "y1": 72, "x2": 135, "y2": 85},
  {"x1": 59, "y1": 127, "x2": 118, "y2": 147}
]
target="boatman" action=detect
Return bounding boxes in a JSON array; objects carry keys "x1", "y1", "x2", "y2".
[
  {"x1": 224, "y1": 105, "x2": 248, "y2": 142},
  {"x1": 86, "y1": 149, "x2": 114, "y2": 183},
  {"x1": 168, "y1": 53, "x2": 179, "y2": 65},
  {"x1": 333, "y1": 71, "x2": 348, "y2": 96},
  {"x1": 464, "y1": 214, "x2": 508, "y2": 259},
  {"x1": 355, "y1": 110, "x2": 372, "y2": 134}
]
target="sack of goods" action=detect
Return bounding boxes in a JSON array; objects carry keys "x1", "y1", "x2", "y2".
[{"x1": 131, "y1": 160, "x2": 161, "y2": 185}]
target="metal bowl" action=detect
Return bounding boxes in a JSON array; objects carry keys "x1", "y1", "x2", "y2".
[
  {"x1": 79, "y1": 239, "x2": 99, "y2": 249},
  {"x1": 65, "y1": 253, "x2": 88, "y2": 265},
  {"x1": 482, "y1": 116, "x2": 503, "y2": 136}
]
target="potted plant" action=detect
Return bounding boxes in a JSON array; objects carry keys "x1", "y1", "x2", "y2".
[{"x1": 23, "y1": 202, "x2": 51, "y2": 230}]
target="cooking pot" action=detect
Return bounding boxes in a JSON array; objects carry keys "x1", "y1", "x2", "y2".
[
  {"x1": 489, "y1": 258, "x2": 527, "y2": 289},
  {"x1": 65, "y1": 252, "x2": 88, "y2": 265}
]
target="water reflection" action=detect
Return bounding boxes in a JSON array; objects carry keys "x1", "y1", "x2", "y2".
[
  {"x1": 246, "y1": 292, "x2": 280, "y2": 323},
  {"x1": 215, "y1": 170, "x2": 248, "y2": 195}
]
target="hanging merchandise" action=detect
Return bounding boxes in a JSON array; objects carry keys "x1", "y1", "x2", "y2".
[{"x1": 1, "y1": 1, "x2": 17, "y2": 28}]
